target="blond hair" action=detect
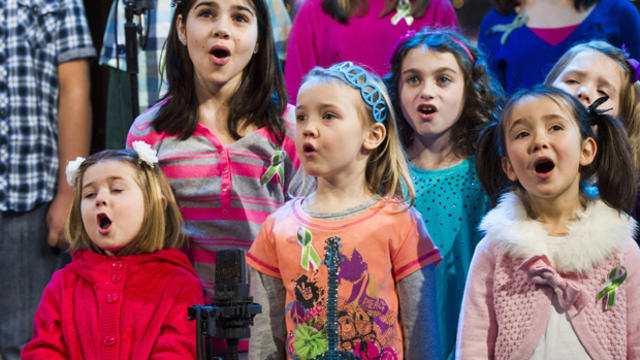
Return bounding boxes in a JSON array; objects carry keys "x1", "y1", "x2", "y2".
[
  {"x1": 292, "y1": 64, "x2": 415, "y2": 207},
  {"x1": 65, "y1": 149, "x2": 184, "y2": 255},
  {"x1": 545, "y1": 40, "x2": 640, "y2": 170}
]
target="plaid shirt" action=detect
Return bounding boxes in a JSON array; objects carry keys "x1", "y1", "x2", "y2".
[
  {"x1": 100, "y1": 0, "x2": 291, "y2": 111},
  {"x1": 0, "y1": 0, "x2": 95, "y2": 212}
]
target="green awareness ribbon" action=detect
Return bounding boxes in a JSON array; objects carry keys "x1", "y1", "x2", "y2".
[
  {"x1": 597, "y1": 265, "x2": 627, "y2": 310},
  {"x1": 297, "y1": 227, "x2": 321, "y2": 271},
  {"x1": 260, "y1": 150, "x2": 285, "y2": 185},
  {"x1": 391, "y1": 0, "x2": 414, "y2": 26},
  {"x1": 490, "y1": 12, "x2": 527, "y2": 45}
]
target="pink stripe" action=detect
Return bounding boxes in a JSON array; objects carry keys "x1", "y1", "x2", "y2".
[
  {"x1": 163, "y1": 164, "x2": 222, "y2": 178},
  {"x1": 247, "y1": 253, "x2": 281, "y2": 275},
  {"x1": 181, "y1": 206, "x2": 270, "y2": 222},
  {"x1": 230, "y1": 148, "x2": 270, "y2": 162},
  {"x1": 235, "y1": 194, "x2": 284, "y2": 207},
  {"x1": 395, "y1": 249, "x2": 441, "y2": 277},
  {"x1": 159, "y1": 152, "x2": 220, "y2": 161}
]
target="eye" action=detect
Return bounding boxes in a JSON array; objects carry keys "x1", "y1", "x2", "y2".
[
  {"x1": 564, "y1": 78, "x2": 579, "y2": 85},
  {"x1": 322, "y1": 112, "x2": 337, "y2": 120},
  {"x1": 549, "y1": 124, "x2": 563, "y2": 132},
  {"x1": 514, "y1": 131, "x2": 529, "y2": 139},
  {"x1": 111, "y1": 188, "x2": 124, "y2": 194},
  {"x1": 197, "y1": 8, "x2": 215, "y2": 18},
  {"x1": 437, "y1": 75, "x2": 452, "y2": 84},
  {"x1": 82, "y1": 192, "x2": 95, "y2": 199},
  {"x1": 598, "y1": 89, "x2": 609, "y2": 97},
  {"x1": 295, "y1": 113, "x2": 307, "y2": 122},
  {"x1": 233, "y1": 13, "x2": 250, "y2": 23},
  {"x1": 405, "y1": 75, "x2": 420, "y2": 85}
]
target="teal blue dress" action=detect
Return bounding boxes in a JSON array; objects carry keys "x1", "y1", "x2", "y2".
[{"x1": 409, "y1": 156, "x2": 491, "y2": 360}]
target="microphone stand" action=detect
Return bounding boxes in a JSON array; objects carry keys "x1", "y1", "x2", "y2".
[{"x1": 122, "y1": 0, "x2": 154, "y2": 118}]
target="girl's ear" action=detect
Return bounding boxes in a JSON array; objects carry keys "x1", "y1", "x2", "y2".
[
  {"x1": 501, "y1": 156, "x2": 518, "y2": 182},
  {"x1": 177, "y1": 14, "x2": 187, "y2": 46},
  {"x1": 579, "y1": 136, "x2": 597, "y2": 166},
  {"x1": 363, "y1": 123, "x2": 386, "y2": 151}
]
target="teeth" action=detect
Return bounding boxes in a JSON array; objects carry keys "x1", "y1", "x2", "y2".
[{"x1": 418, "y1": 105, "x2": 435, "y2": 114}]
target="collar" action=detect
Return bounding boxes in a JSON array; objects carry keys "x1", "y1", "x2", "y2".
[{"x1": 480, "y1": 192, "x2": 636, "y2": 273}]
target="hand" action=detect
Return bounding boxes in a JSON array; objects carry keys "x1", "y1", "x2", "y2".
[{"x1": 46, "y1": 189, "x2": 73, "y2": 247}]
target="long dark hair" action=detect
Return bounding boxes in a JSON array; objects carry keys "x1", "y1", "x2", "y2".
[
  {"x1": 321, "y1": 0, "x2": 432, "y2": 24},
  {"x1": 154, "y1": 0, "x2": 287, "y2": 141},
  {"x1": 492, "y1": 0, "x2": 599, "y2": 15},
  {"x1": 476, "y1": 86, "x2": 637, "y2": 213},
  {"x1": 385, "y1": 28, "x2": 504, "y2": 159}
]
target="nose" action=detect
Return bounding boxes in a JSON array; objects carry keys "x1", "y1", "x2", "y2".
[
  {"x1": 95, "y1": 189, "x2": 108, "y2": 207},
  {"x1": 419, "y1": 81, "x2": 435, "y2": 100},
  {"x1": 575, "y1": 86, "x2": 592, "y2": 108},
  {"x1": 301, "y1": 121, "x2": 319, "y2": 137},
  {"x1": 213, "y1": 18, "x2": 230, "y2": 39},
  {"x1": 530, "y1": 129, "x2": 549, "y2": 153}
]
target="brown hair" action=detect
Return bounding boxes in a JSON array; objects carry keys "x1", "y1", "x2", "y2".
[
  {"x1": 154, "y1": 0, "x2": 287, "y2": 141},
  {"x1": 491, "y1": 0, "x2": 598, "y2": 15},
  {"x1": 544, "y1": 40, "x2": 640, "y2": 170},
  {"x1": 65, "y1": 149, "x2": 184, "y2": 255},
  {"x1": 385, "y1": 28, "x2": 504, "y2": 159},
  {"x1": 476, "y1": 86, "x2": 637, "y2": 212},
  {"x1": 321, "y1": 0, "x2": 433, "y2": 23}
]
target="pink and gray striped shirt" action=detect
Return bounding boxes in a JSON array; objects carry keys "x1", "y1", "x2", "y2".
[{"x1": 127, "y1": 103, "x2": 300, "y2": 295}]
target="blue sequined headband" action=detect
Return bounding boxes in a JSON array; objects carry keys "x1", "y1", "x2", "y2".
[{"x1": 328, "y1": 62, "x2": 388, "y2": 123}]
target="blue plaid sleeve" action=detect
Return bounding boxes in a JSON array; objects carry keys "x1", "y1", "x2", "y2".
[{"x1": 56, "y1": 0, "x2": 96, "y2": 63}]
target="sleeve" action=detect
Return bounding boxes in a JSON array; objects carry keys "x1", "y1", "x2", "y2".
[
  {"x1": 455, "y1": 238, "x2": 497, "y2": 360},
  {"x1": 477, "y1": 10, "x2": 506, "y2": 88},
  {"x1": 20, "y1": 273, "x2": 68, "y2": 360},
  {"x1": 247, "y1": 215, "x2": 283, "y2": 279},
  {"x1": 126, "y1": 102, "x2": 166, "y2": 149},
  {"x1": 56, "y1": 0, "x2": 96, "y2": 63},
  {"x1": 249, "y1": 269, "x2": 287, "y2": 360},
  {"x1": 397, "y1": 263, "x2": 441, "y2": 359},
  {"x1": 150, "y1": 271, "x2": 204, "y2": 359},
  {"x1": 616, "y1": 0, "x2": 640, "y2": 61},
  {"x1": 391, "y1": 208, "x2": 442, "y2": 281},
  {"x1": 624, "y1": 238, "x2": 640, "y2": 358},
  {"x1": 430, "y1": 0, "x2": 459, "y2": 30},
  {"x1": 283, "y1": 0, "x2": 319, "y2": 102}
]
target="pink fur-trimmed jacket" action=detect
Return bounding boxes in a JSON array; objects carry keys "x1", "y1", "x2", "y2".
[{"x1": 456, "y1": 192, "x2": 640, "y2": 360}]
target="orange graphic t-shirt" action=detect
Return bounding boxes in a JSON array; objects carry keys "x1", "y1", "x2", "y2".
[{"x1": 247, "y1": 198, "x2": 441, "y2": 359}]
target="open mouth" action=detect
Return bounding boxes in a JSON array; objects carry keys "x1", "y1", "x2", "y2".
[
  {"x1": 97, "y1": 213, "x2": 112, "y2": 230},
  {"x1": 534, "y1": 157, "x2": 555, "y2": 174},
  {"x1": 418, "y1": 104, "x2": 436, "y2": 115},
  {"x1": 303, "y1": 143, "x2": 316, "y2": 154},
  {"x1": 210, "y1": 47, "x2": 230, "y2": 59}
]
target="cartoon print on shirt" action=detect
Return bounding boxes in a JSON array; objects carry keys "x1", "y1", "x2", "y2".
[{"x1": 285, "y1": 247, "x2": 399, "y2": 359}]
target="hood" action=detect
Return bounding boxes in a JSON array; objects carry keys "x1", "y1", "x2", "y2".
[
  {"x1": 67, "y1": 248, "x2": 196, "y2": 284},
  {"x1": 480, "y1": 192, "x2": 636, "y2": 273}
]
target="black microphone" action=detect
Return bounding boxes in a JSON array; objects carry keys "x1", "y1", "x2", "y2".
[{"x1": 189, "y1": 249, "x2": 262, "y2": 360}]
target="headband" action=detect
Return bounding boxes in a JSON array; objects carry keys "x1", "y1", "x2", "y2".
[
  {"x1": 328, "y1": 62, "x2": 388, "y2": 123},
  {"x1": 65, "y1": 141, "x2": 159, "y2": 186},
  {"x1": 622, "y1": 45, "x2": 640, "y2": 83},
  {"x1": 390, "y1": 30, "x2": 475, "y2": 65}
]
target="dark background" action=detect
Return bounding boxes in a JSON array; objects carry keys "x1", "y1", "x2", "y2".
[{"x1": 82, "y1": 0, "x2": 639, "y2": 152}]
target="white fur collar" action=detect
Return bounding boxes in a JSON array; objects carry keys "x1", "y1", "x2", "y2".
[{"x1": 480, "y1": 192, "x2": 636, "y2": 273}]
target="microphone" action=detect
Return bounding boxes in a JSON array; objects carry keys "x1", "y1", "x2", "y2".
[{"x1": 189, "y1": 249, "x2": 262, "y2": 360}]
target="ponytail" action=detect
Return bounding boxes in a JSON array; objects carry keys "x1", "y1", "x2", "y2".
[
  {"x1": 475, "y1": 121, "x2": 510, "y2": 207},
  {"x1": 586, "y1": 98, "x2": 638, "y2": 213}
]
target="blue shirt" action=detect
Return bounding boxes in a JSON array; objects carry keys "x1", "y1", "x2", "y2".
[
  {"x1": 409, "y1": 156, "x2": 491, "y2": 360},
  {"x1": 478, "y1": 0, "x2": 640, "y2": 94},
  {"x1": 0, "y1": 0, "x2": 95, "y2": 212}
]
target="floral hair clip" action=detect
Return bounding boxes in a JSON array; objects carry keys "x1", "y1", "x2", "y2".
[
  {"x1": 328, "y1": 62, "x2": 388, "y2": 123},
  {"x1": 65, "y1": 156, "x2": 86, "y2": 186},
  {"x1": 131, "y1": 141, "x2": 159, "y2": 168},
  {"x1": 622, "y1": 44, "x2": 640, "y2": 83}
]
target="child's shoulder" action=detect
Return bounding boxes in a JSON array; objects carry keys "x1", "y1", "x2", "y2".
[{"x1": 127, "y1": 100, "x2": 168, "y2": 144}]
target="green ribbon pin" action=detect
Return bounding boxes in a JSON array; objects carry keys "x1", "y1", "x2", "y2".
[
  {"x1": 490, "y1": 12, "x2": 527, "y2": 45},
  {"x1": 261, "y1": 150, "x2": 285, "y2": 185},
  {"x1": 597, "y1": 265, "x2": 627, "y2": 310},
  {"x1": 297, "y1": 227, "x2": 321, "y2": 271},
  {"x1": 391, "y1": 0, "x2": 413, "y2": 26}
]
